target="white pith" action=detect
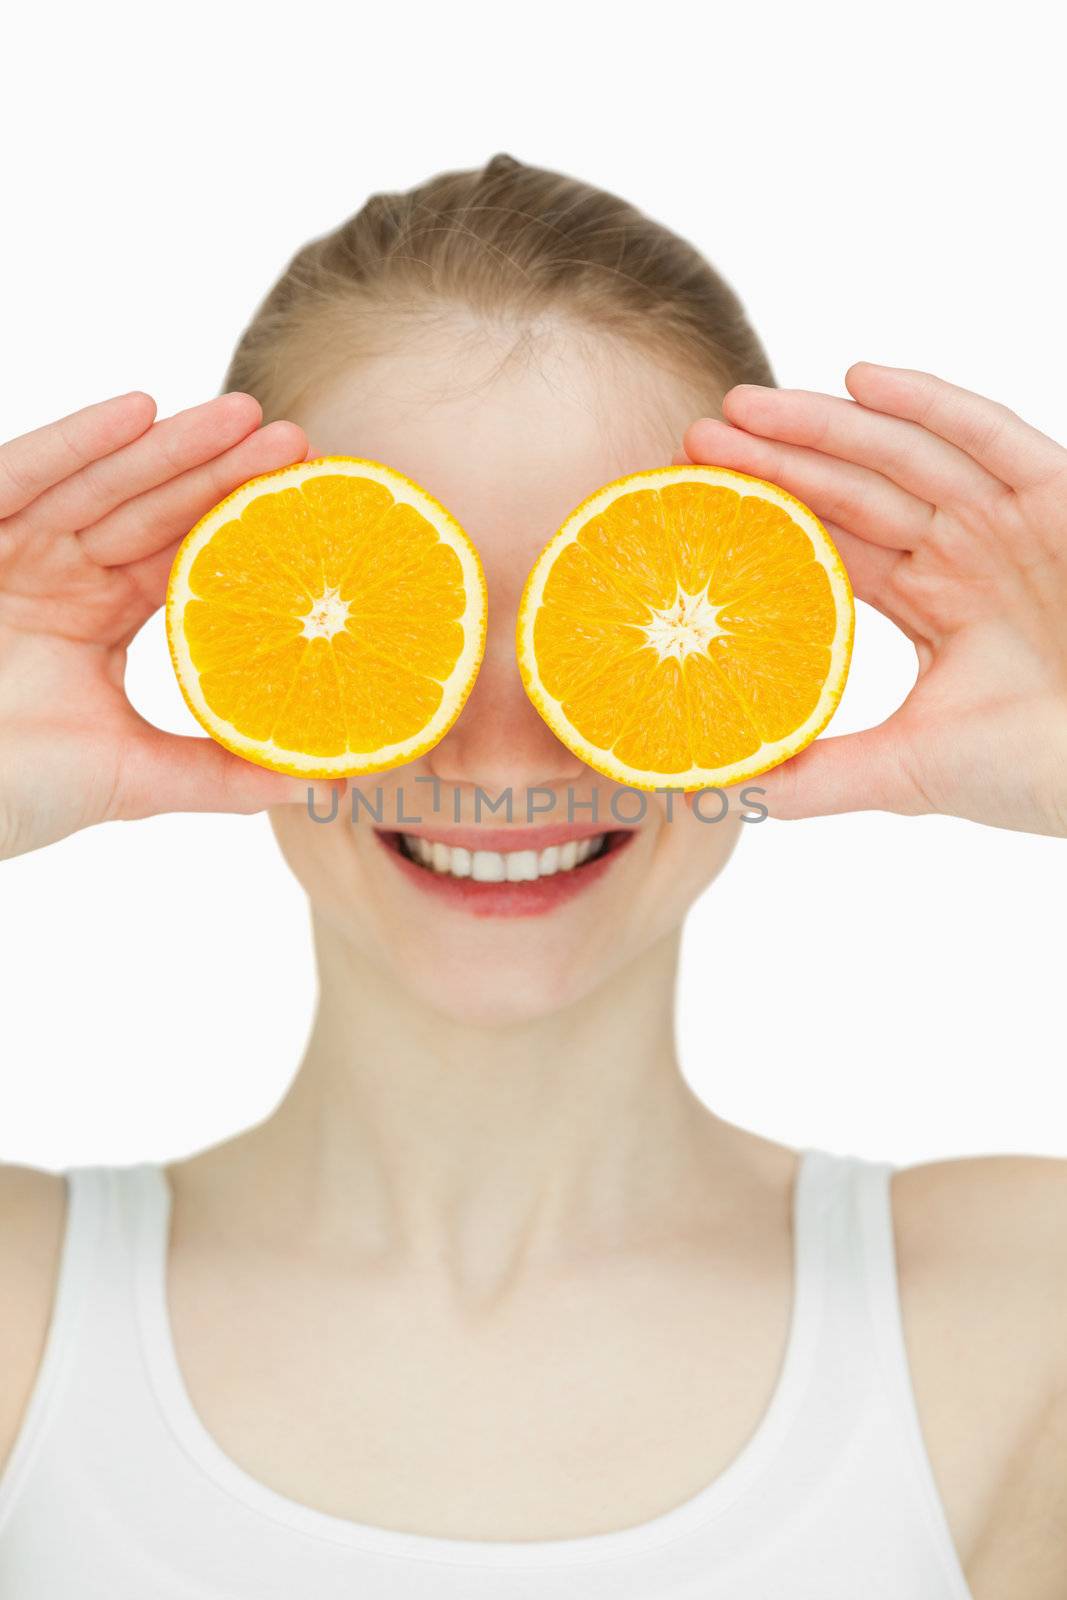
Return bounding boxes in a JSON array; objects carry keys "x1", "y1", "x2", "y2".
[
  {"x1": 167, "y1": 457, "x2": 487, "y2": 776},
  {"x1": 401, "y1": 834, "x2": 606, "y2": 881},
  {"x1": 517, "y1": 465, "x2": 854, "y2": 792},
  {"x1": 640, "y1": 584, "x2": 723, "y2": 661},
  {"x1": 299, "y1": 584, "x2": 350, "y2": 641}
]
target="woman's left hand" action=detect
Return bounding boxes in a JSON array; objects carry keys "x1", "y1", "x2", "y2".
[{"x1": 677, "y1": 362, "x2": 1067, "y2": 836}]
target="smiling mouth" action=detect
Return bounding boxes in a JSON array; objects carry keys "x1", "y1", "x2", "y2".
[
  {"x1": 393, "y1": 830, "x2": 623, "y2": 880},
  {"x1": 374, "y1": 827, "x2": 636, "y2": 916}
]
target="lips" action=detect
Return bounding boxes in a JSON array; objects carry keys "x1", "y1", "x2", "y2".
[{"x1": 374, "y1": 826, "x2": 636, "y2": 917}]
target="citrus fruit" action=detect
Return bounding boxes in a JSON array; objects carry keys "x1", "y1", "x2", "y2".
[
  {"x1": 166, "y1": 457, "x2": 487, "y2": 777},
  {"x1": 517, "y1": 465, "x2": 854, "y2": 791}
]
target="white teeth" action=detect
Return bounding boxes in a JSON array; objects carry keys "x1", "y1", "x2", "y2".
[
  {"x1": 400, "y1": 835, "x2": 606, "y2": 882},
  {"x1": 471, "y1": 850, "x2": 505, "y2": 883},
  {"x1": 506, "y1": 850, "x2": 539, "y2": 882}
]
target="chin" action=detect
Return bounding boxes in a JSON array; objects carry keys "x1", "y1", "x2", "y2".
[
  {"x1": 378, "y1": 929, "x2": 625, "y2": 1030},
  {"x1": 271, "y1": 800, "x2": 741, "y2": 1028}
]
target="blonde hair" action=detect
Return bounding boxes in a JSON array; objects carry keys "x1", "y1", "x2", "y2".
[{"x1": 222, "y1": 152, "x2": 776, "y2": 424}]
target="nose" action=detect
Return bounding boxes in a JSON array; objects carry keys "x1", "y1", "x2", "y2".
[{"x1": 427, "y1": 609, "x2": 585, "y2": 796}]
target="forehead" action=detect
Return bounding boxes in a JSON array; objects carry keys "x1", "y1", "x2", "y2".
[{"x1": 290, "y1": 318, "x2": 708, "y2": 575}]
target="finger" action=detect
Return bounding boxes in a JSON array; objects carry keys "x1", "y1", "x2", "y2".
[
  {"x1": 752, "y1": 724, "x2": 925, "y2": 820},
  {"x1": 844, "y1": 362, "x2": 1063, "y2": 494},
  {"x1": 822, "y1": 522, "x2": 931, "y2": 651},
  {"x1": 0, "y1": 390, "x2": 157, "y2": 520},
  {"x1": 118, "y1": 727, "x2": 347, "y2": 821},
  {"x1": 682, "y1": 412, "x2": 930, "y2": 551},
  {"x1": 27, "y1": 392, "x2": 262, "y2": 543},
  {"x1": 80, "y1": 418, "x2": 309, "y2": 566},
  {"x1": 720, "y1": 381, "x2": 1002, "y2": 513},
  {"x1": 122, "y1": 534, "x2": 186, "y2": 622}
]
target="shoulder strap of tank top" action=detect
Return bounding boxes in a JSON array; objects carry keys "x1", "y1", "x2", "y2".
[
  {"x1": 848, "y1": 1153, "x2": 974, "y2": 1599},
  {"x1": 773, "y1": 1146, "x2": 836, "y2": 1416},
  {"x1": 0, "y1": 1166, "x2": 108, "y2": 1527},
  {"x1": 0, "y1": 1164, "x2": 174, "y2": 1532}
]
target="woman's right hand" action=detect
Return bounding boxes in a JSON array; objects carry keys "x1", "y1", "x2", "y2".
[{"x1": 0, "y1": 389, "x2": 328, "y2": 861}]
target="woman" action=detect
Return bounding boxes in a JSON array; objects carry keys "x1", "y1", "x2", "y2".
[{"x1": 0, "y1": 154, "x2": 1064, "y2": 1599}]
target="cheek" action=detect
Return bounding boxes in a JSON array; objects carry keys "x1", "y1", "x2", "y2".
[
  {"x1": 648, "y1": 798, "x2": 744, "y2": 912},
  {"x1": 268, "y1": 807, "x2": 371, "y2": 934}
]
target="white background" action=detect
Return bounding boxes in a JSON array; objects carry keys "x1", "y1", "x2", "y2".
[{"x1": 1, "y1": 1, "x2": 1064, "y2": 1173}]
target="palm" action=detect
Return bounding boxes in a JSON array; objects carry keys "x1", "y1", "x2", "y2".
[
  {"x1": 0, "y1": 390, "x2": 320, "y2": 857},
  {"x1": 678, "y1": 362, "x2": 1067, "y2": 835}
]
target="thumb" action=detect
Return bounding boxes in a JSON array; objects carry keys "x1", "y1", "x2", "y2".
[
  {"x1": 118, "y1": 730, "x2": 346, "y2": 821},
  {"x1": 746, "y1": 726, "x2": 923, "y2": 821}
]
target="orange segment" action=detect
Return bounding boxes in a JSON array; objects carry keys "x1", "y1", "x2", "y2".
[
  {"x1": 708, "y1": 633, "x2": 830, "y2": 744},
  {"x1": 269, "y1": 640, "x2": 347, "y2": 759},
  {"x1": 658, "y1": 482, "x2": 741, "y2": 594},
  {"x1": 302, "y1": 475, "x2": 393, "y2": 589},
  {"x1": 187, "y1": 516, "x2": 312, "y2": 614},
  {"x1": 710, "y1": 494, "x2": 816, "y2": 602},
  {"x1": 183, "y1": 600, "x2": 304, "y2": 672},
  {"x1": 541, "y1": 541, "x2": 647, "y2": 623},
  {"x1": 682, "y1": 653, "x2": 763, "y2": 770},
  {"x1": 575, "y1": 490, "x2": 676, "y2": 609},
  {"x1": 612, "y1": 658, "x2": 690, "y2": 774},
  {"x1": 330, "y1": 632, "x2": 445, "y2": 752},
  {"x1": 560, "y1": 649, "x2": 674, "y2": 754},
  {"x1": 199, "y1": 638, "x2": 309, "y2": 745},
  {"x1": 716, "y1": 560, "x2": 838, "y2": 643},
  {"x1": 166, "y1": 457, "x2": 486, "y2": 778},
  {"x1": 517, "y1": 464, "x2": 853, "y2": 791},
  {"x1": 532, "y1": 607, "x2": 645, "y2": 701}
]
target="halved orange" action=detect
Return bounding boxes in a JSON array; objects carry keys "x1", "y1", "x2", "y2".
[
  {"x1": 517, "y1": 465, "x2": 854, "y2": 791},
  {"x1": 166, "y1": 457, "x2": 487, "y2": 777}
]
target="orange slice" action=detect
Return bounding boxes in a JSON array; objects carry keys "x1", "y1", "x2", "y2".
[
  {"x1": 517, "y1": 465, "x2": 854, "y2": 791},
  {"x1": 166, "y1": 457, "x2": 487, "y2": 777}
]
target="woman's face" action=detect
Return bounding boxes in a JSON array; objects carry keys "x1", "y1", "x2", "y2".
[{"x1": 271, "y1": 321, "x2": 744, "y2": 1025}]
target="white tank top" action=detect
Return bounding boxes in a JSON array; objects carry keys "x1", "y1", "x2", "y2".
[{"x1": 0, "y1": 1149, "x2": 974, "y2": 1598}]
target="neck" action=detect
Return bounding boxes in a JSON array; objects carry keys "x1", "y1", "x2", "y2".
[{"x1": 254, "y1": 914, "x2": 729, "y2": 1293}]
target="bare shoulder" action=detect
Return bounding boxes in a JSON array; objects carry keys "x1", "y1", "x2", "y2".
[
  {"x1": 891, "y1": 1153, "x2": 1067, "y2": 1584},
  {"x1": 0, "y1": 1165, "x2": 67, "y2": 1473},
  {"x1": 892, "y1": 1152, "x2": 1067, "y2": 1363}
]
